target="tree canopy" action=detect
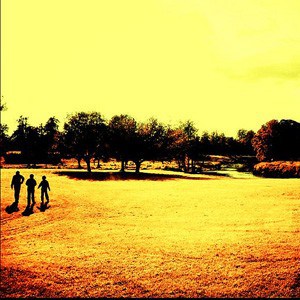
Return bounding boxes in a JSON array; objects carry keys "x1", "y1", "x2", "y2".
[{"x1": 3, "y1": 111, "x2": 299, "y2": 172}]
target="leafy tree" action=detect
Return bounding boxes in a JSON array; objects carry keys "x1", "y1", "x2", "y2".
[
  {"x1": 41, "y1": 117, "x2": 61, "y2": 164},
  {"x1": 10, "y1": 116, "x2": 29, "y2": 161},
  {"x1": 63, "y1": 112, "x2": 107, "y2": 172},
  {"x1": 169, "y1": 120, "x2": 199, "y2": 173},
  {"x1": 273, "y1": 119, "x2": 300, "y2": 161},
  {"x1": 209, "y1": 131, "x2": 227, "y2": 154},
  {"x1": 10, "y1": 116, "x2": 44, "y2": 166},
  {"x1": 252, "y1": 119, "x2": 300, "y2": 161},
  {"x1": 0, "y1": 123, "x2": 9, "y2": 157},
  {"x1": 0, "y1": 99, "x2": 9, "y2": 157},
  {"x1": 108, "y1": 114, "x2": 137, "y2": 172},
  {"x1": 130, "y1": 118, "x2": 168, "y2": 173},
  {"x1": 0, "y1": 96, "x2": 7, "y2": 112},
  {"x1": 237, "y1": 129, "x2": 255, "y2": 155}
]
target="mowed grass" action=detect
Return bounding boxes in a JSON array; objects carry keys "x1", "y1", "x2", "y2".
[{"x1": 1, "y1": 169, "x2": 299, "y2": 298}]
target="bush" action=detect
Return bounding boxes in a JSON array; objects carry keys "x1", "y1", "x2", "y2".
[{"x1": 253, "y1": 161, "x2": 300, "y2": 178}]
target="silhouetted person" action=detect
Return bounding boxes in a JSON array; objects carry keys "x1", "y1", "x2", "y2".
[
  {"x1": 38, "y1": 176, "x2": 50, "y2": 206},
  {"x1": 26, "y1": 174, "x2": 37, "y2": 207},
  {"x1": 11, "y1": 171, "x2": 25, "y2": 206}
]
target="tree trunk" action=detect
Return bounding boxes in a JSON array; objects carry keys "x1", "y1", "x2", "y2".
[
  {"x1": 120, "y1": 160, "x2": 126, "y2": 172},
  {"x1": 77, "y1": 157, "x2": 82, "y2": 169},
  {"x1": 135, "y1": 161, "x2": 141, "y2": 173},
  {"x1": 183, "y1": 156, "x2": 188, "y2": 173},
  {"x1": 97, "y1": 158, "x2": 101, "y2": 168},
  {"x1": 85, "y1": 157, "x2": 92, "y2": 173},
  {"x1": 191, "y1": 160, "x2": 196, "y2": 173},
  {"x1": 187, "y1": 157, "x2": 190, "y2": 173}
]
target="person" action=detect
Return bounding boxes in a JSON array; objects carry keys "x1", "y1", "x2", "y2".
[
  {"x1": 38, "y1": 176, "x2": 50, "y2": 206},
  {"x1": 11, "y1": 171, "x2": 25, "y2": 205},
  {"x1": 26, "y1": 174, "x2": 37, "y2": 207}
]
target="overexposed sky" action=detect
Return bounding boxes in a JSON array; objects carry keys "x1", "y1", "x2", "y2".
[{"x1": 2, "y1": 0, "x2": 300, "y2": 136}]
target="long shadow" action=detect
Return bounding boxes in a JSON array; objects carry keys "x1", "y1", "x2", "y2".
[
  {"x1": 55, "y1": 171, "x2": 222, "y2": 181},
  {"x1": 21, "y1": 204, "x2": 35, "y2": 216},
  {"x1": 5, "y1": 202, "x2": 20, "y2": 214}
]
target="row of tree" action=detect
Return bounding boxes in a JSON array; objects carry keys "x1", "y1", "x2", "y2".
[{"x1": 1, "y1": 109, "x2": 299, "y2": 173}]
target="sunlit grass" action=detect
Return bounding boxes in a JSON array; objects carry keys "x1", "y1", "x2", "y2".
[{"x1": 1, "y1": 169, "x2": 299, "y2": 297}]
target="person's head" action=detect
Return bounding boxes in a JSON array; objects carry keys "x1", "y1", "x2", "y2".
[
  {"x1": 42, "y1": 176, "x2": 46, "y2": 180},
  {"x1": 30, "y1": 174, "x2": 34, "y2": 179},
  {"x1": 16, "y1": 171, "x2": 20, "y2": 175}
]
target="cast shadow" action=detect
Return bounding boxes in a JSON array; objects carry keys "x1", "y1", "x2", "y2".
[
  {"x1": 22, "y1": 204, "x2": 35, "y2": 216},
  {"x1": 37, "y1": 202, "x2": 50, "y2": 212},
  {"x1": 55, "y1": 171, "x2": 211, "y2": 181},
  {"x1": 5, "y1": 202, "x2": 20, "y2": 214}
]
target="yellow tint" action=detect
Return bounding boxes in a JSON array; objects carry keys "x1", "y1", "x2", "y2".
[{"x1": 2, "y1": 0, "x2": 300, "y2": 136}]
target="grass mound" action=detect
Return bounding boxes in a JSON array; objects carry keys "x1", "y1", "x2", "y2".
[{"x1": 253, "y1": 161, "x2": 300, "y2": 178}]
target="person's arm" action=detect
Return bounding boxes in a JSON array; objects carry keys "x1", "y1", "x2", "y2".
[
  {"x1": 38, "y1": 182, "x2": 42, "y2": 189},
  {"x1": 11, "y1": 177, "x2": 14, "y2": 189},
  {"x1": 20, "y1": 176, "x2": 24, "y2": 184},
  {"x1": 48, "y1": 182, "x2": 50, "y2": 191}
]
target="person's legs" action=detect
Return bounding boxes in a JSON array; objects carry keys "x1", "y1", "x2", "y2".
[
  {"x1": 14, "y1": 186, "x2": 21, "y2": 203},
  {"x1": 45, "y1": 190, "x2": 49, "y2": 203},
  {"x1": 32, "y1": 190, "x2": 35, "y2": 205},
  {"x1": 41, "y1": 190, "x2": 44, "y2": 204},
  {"x1": 27, "y1": 190, "x2": 31, "y2": 207}
]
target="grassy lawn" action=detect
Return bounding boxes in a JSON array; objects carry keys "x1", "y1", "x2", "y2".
[{"x1": 1, "y1": 168, "x2": 299, "y2": 297}]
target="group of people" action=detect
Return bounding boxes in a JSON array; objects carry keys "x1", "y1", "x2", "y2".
[{"x1": 11, "y1": 171, "x2": 51, "y2": 209}]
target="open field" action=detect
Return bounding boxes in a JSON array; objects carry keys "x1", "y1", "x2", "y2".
[{"x1": 1, "y1": 168, "x2": 299, "y2": 298}]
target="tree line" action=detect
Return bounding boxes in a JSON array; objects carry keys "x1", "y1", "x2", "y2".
[{"x1": 1, "y1": 110, "x2": 299, "y2": 173}]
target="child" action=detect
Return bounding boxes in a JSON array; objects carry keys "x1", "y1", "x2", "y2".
[{"x1": 38, "y1": 175, "x2": 50, "y2": 206}]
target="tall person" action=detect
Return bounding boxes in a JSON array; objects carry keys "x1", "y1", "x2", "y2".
[
  {"x1": 26, "y1": 174, "x2": 37, "y2": 207},
  {"x1": 11, "y1": 171, "x2": 25, "y2": 208}
]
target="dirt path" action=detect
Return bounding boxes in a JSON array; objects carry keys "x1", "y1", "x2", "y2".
[{"x1": 1, "y1": 169, "x2": 299, "y2": 297}]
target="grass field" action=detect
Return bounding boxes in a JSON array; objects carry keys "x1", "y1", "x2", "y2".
[{"x1": 1, "y1": 168, "x2": 299, "y2": 298}]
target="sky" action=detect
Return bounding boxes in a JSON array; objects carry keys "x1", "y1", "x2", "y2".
[{"x1": 1, "y1": 0, "x2": 300, "y2": 137}]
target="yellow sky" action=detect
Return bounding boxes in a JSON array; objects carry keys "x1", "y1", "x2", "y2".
[{"x1": 2, "y1": 0, "x2": 300, "y2": 136}]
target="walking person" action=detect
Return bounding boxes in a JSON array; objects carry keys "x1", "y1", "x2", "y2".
[
  {"x1": 26, "y1": 174, "x2": 37, "y2": 207},
  {"x1": 38, "y1": 176, "x2": 50, "y2": 207},
  {"x1": 9, "y1": 171, "x2": 24, "y2": 211},
  {"x1": 11, "y1": 171, "x2": 25, "y2": 203}
]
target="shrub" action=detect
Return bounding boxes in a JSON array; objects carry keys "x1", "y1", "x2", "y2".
[{"x1": 253, "y1": 161, "x2": 300, "y2": 178}]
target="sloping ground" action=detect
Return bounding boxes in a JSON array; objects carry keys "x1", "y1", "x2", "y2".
[
  {"x1": 253, "y1": 161, "x2": 300, "y2": 178},
  {"x1": 1, "y1": 169, "x2": 299, "y2": 298}
]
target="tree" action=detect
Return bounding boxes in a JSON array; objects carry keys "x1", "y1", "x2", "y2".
[
  {"x1": 130, "y1": 118, "x2": 168, "y2": 173},
  {"x1": 0, "y1": 123, "x2": 9, "y2": 157},
  {"x1": 169, "y1": 121, "x2": 199, "y2": 173},
  {"x1": 42, "y1": 117, "x2": 61, "y2": 164},
  {"x1": 0, "y1": 96, "x2": 7, "y2": 112},
  {"x1": 108, "y1": 114, "x2": 137, "y2": 172},
  {"x1": 0, "y1": 98, "x2": 9, "y2": 157},
  {"x1": 252, "y1": 119, "x2": 300, "y2": 161},
  {"x1": 10, "y1": 116, "x2": 29, "y2": 163},
  {"x1": 10, "y1": 116, "x2": 45, "y2": 166},
  {"x1": 237, "y1": 129, "x2": 255, "y2": 155},
  {"x1": 63, "y1": 112, "x2": 107, "y2": 172}
]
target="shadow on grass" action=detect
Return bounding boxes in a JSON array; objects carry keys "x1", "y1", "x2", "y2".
[{"x1": 55, "y1": 171, "x2": 225, "y2": 181}]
